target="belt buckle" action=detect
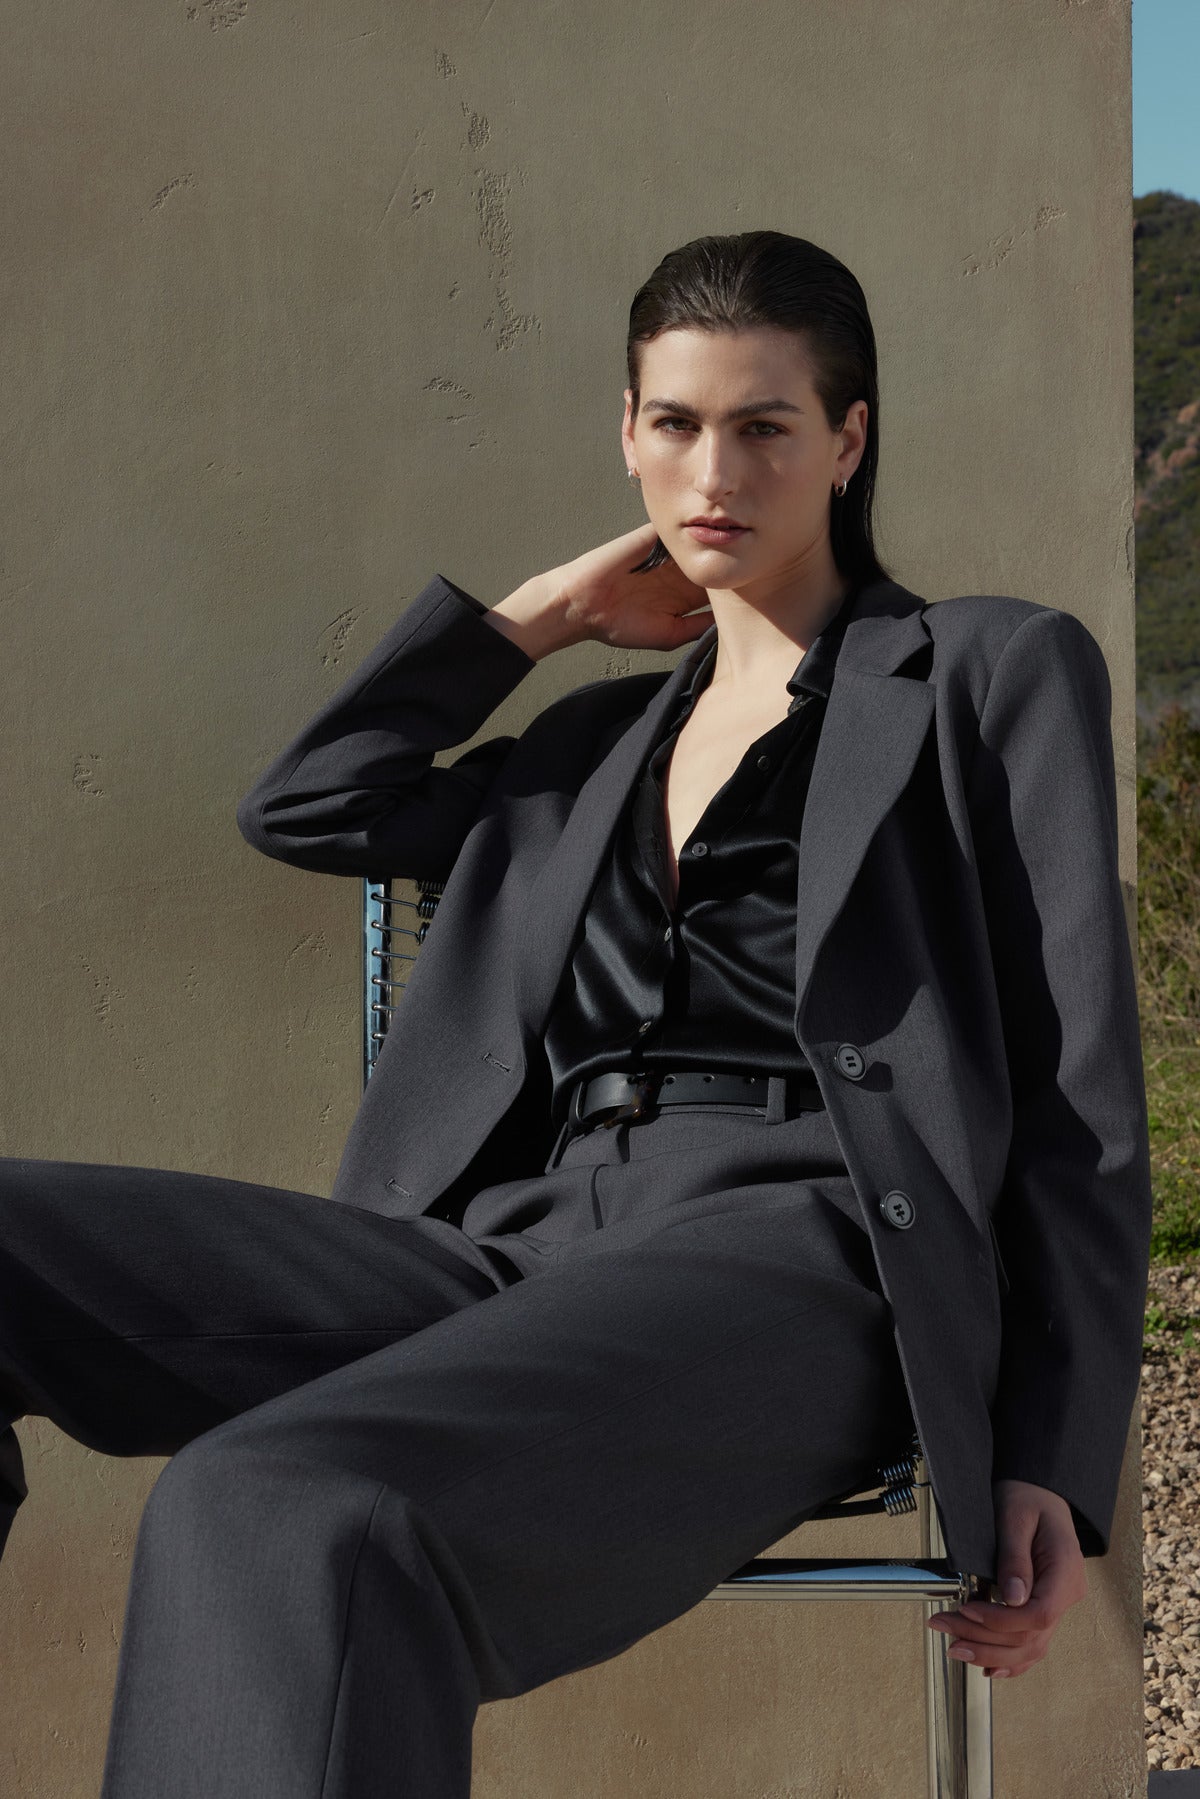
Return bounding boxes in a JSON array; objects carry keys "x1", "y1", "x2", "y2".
[{"x1": 599, "y1": 1070, "x2": 661, "y2": 1128}]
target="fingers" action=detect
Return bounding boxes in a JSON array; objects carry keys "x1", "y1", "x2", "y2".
[
  {"x1": 926, "y1": 1554, "x2": 1089, "y2": 1679},
  {"x1": 929, "y1": 1603, "x2": 1036, "y2": 1647},
  {"x1": 927, "y1": 1575, "x2": 1070, "y2": 1678},
  {"x1": 927, "y1": 1603, "x2": 1049, "y2": 1679}
]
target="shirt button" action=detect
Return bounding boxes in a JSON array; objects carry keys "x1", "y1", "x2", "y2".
[
  {"x1": 663, "y1": 925, "x2": 672, "y2": 942},
  {"x1": 691, "y1": 841, "x2": 709, "y2": 857},
  {"x1": 757, "y1": 755, "x2": 771, "y2": 771},
  {"x1": 637, "y1": 1019, "x2": 654, "y2": 1035},
  {"x1": 834, "y1": 1043, "x2": 867, "y2": 1080},
  {"x1": 880, "y1": 1190, "x2": 916, "y2": 1230}
]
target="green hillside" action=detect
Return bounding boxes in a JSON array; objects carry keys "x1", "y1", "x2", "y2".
[
  {"x1": 1135, "y1": 195, "x2": 1200, "y2": 1272},
  {"x1": 1134, "y1": 190, "x2": 1200, "y2": 722}
]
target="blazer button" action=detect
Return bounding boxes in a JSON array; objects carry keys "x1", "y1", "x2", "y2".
[
  {"x1": 834, "y1": 1043, "x2": 866, "y2": 1080},
  {"x1": 880, "y1": 1190, "x2": 916, "y2": 1229}
]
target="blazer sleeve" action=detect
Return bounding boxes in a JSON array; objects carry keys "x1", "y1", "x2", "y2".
[
  {"x1": 236, "y1": 573, "x2": 538, "y2": 883},
  {"x1": 966, "y1": 605, "x2": 1153, "y2": 1559}
]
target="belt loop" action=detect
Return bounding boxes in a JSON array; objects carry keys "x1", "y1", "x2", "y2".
[
  {"x1": 544, "y1": 1116, "x2": 573, "y2": 1173},
  {"x1": 765, "y1": 1074, "x2": 788, "y2": 1124}
]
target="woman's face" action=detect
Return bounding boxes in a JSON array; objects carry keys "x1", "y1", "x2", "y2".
[{"x1": 621, "y1": 325, "x2": 866, "y2": 594}]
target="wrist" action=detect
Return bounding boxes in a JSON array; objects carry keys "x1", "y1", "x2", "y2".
[
  {"x1": 484, "y1": 571, "x2": 581, "y2": 661},
  {"x1": 993, "y1": 1476, "x2": 1072, "y2": 1512}
]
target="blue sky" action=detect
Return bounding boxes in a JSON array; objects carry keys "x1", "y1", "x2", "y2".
[{"x1": 1134, "y1": 0, "x2": 1200, "y2": 201}]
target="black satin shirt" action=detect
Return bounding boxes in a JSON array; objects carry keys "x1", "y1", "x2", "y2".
[{"x1": 543, "y1": 582, "x2": 861, "y2": 1131}]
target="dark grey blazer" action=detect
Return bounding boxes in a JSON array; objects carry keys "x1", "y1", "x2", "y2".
[{"x1": 236, "y1": 570, "x2": 1153, "y2": 1582}]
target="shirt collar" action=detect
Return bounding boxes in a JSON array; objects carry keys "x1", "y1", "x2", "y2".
[{"x1": 679, "y1": 579, "x2": 863, "y2": 716}]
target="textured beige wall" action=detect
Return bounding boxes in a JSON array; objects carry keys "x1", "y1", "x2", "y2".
[{"x1": 0, "y1": 1, "x2": 1141, "y2": 1794}]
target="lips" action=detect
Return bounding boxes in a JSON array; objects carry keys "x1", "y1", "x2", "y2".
[{"x1": 684, "y1": 518, "x2": 750, "y2": 546}]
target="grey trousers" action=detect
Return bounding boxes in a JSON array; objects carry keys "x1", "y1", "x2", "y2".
[{"x1": 0, "y1": 1092, "x2": 914, "y2": 1799}]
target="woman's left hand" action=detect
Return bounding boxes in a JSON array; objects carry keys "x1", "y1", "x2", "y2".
[{"x1": 925, "y1": 1478, "x2": 1089, "y2": 1678}]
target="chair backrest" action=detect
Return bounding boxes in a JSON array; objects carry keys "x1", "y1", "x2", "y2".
[{"x1": 362, "y1": 876, "x2": 443, "y2": 1087}]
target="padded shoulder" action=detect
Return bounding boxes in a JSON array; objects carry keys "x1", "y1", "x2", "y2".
[
  {"x1": 925, "y1": 591, "x2": 1056, "y2": 657},
  {"x1": 922, "y1": 592, "x2": 1098, "y2": 716}
]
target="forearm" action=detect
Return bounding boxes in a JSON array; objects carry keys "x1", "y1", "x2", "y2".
[
  {"x1": 236, "y1": 572, "x2": 541, "y2": 879},
  {"x1": 969, "y1": 605, "x2": 1153, "y2": 1556}
]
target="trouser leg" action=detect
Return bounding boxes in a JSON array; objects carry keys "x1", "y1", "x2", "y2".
[
  {"x1": 0, "y1": 1153, "x2": 509, "y2": 1561},
  {"x1": 97, "y1": 1178, "x2": 910, "y2": 1799},
  {"x1": 102, "y1": 1459, "x2": 483, "y2": 1799}
]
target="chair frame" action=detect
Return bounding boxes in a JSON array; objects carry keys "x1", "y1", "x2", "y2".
[{"x1": 363, "y1": 876, "x2": 995, "y2": 1797}]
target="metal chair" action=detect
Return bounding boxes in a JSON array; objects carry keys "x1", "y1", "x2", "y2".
[{"x1": 363, "y1": 876, "x2": 995, "y2": 1798}]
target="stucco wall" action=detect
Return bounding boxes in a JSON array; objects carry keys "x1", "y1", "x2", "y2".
[{"x1": 0, "y1": 1, "x2": 1141, "y2": 1793}]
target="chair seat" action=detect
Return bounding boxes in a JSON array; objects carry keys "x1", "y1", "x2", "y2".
[{"x1": 712, "y1": 1556, "x2": 973, "y2": 1601}]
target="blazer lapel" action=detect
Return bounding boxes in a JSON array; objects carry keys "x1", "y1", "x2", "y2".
[
  {"x1": 510, "y1": 577, "x2": 933, "y2": 1042},
  {"x1": 792, "y1": 586, "x2": 934, "y2": 1019}
]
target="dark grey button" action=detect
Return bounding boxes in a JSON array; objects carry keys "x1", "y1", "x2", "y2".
[
  {"x1": 834, "y1": 1043, "x2": 866, "y2": 1080},
  {"x1": 637, "y1": 1019, "x2": 654, "y2": 1035},
  {"x1": 757, "y1": 754, "x2": 771, "y2": 771},
  {"x1": 880, "y1": 1190, "x2": 916, "y2": 1229},
  {"x1": 663, "y1": 925, "x2": 672, "y2": 942},
  {"x1": 691, "y1": 841, "x2": 708, "y2": 857}
]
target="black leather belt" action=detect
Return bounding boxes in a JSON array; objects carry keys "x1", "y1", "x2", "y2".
[{"x1": 566, "y1": 1067, "x2": 826, "y2": 1134}]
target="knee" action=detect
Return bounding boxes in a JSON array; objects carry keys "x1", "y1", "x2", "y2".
[
  {"x1": 134, "y1": 1432, "x2": 392, "y2": 1598},
  {"x1": 144, "y1": 1427, "x2": 376, "y2": 1525},
  {"x1": 132, "y1": 1437, "x2": 513, "y2": 1692}
]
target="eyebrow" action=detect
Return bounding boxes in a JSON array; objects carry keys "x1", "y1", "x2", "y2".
[{"x1": 641, "y1": 396, "x2": 804, "y2": 421}]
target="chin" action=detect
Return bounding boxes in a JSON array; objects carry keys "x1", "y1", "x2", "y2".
[{"x1": 674, "y1": 541, "x2": 760, "y2": 577}]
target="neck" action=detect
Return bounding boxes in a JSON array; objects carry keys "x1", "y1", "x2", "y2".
[{"x1": 704, "y1": 560, "x2": 850, "y2": 697}]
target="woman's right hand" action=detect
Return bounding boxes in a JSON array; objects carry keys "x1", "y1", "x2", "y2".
[{"x1": 552, "y1": 522, "x2": 714, "y2": 653}]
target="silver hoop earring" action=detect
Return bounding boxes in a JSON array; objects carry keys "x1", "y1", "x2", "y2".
[
  {"x1": 834, "y1": 478, "x2": 848, "y2": 498},
  {"x1": 628, "y1": 468, "x2": 641, "y2": 483}
]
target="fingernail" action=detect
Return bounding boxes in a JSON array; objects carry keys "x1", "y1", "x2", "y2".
[
  {"x1": 1003, "y1": 1577, "x2": 1027, "y2": 1605},
  {"x1": 949, "y1": 1645, "x2": 975, "y2": 1661},
  {"x1": 991, "y1": 1667, "x2": 1011, "y2": 1678}
]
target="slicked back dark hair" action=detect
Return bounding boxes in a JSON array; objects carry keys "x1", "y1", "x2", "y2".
[{"x1": 625, "y1": 230, "x2": 890, "y2": 588}]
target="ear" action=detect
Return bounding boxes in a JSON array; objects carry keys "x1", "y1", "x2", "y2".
[{"x1": 836, "y1": 398, "x2": 869, "y2": 486}]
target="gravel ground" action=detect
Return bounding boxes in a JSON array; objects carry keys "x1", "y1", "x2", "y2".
[{"x1": 1142, "y1": 1261, "x2": 1200, "y2": 1773}]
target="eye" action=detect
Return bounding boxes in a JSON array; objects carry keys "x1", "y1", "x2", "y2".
[{"x1": 652, "y1": 418, "x2": 783, "y2": 437}]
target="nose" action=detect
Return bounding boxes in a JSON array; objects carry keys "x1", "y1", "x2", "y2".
[{"x1": 692, "y1": 428, "x2": 741, "y2": 498}]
